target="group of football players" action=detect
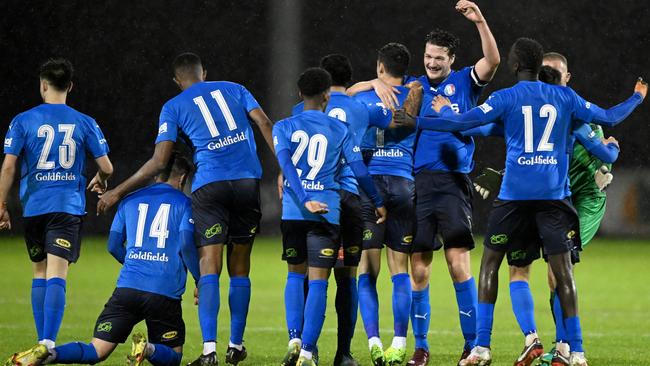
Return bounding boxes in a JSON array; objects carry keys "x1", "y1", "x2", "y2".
[{"x1": 2, "y1": 1, "x2": 647, "y2": 366}]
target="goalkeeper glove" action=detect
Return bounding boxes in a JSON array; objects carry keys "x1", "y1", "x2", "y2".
[{"x1": 473, "y1": 167, "x2": 503, "y2": 199}]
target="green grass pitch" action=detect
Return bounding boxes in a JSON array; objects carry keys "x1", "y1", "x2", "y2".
[{"x1": 0, "y1": 236, "x2": 648, "y2": 365}]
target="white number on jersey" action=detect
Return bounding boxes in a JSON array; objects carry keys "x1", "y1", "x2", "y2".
[
  {"x1": 522, "y1": 104, "x2": 557, "y2": 153},
  {"x1": 194, "y1": 90, "x2": 238, "y2": 138},
  {"x1": 135, "y1": 203, "x2": 171, "y2": 248},
  {"x1": 290, "y1": 130, "x2": 328, "y2": 180},
  {"x1": 328, "y1": 108, "x2": 347, "y2": 122},
  {"x1": 37, "y1": 124, "x2": 77, "y2": 170}
]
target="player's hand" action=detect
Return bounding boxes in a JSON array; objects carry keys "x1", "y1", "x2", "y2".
[
  {"x1": 393, "y1": 109, "x2": 416, "y2": 127},
  {"x1": 455, "y1": 0, "x2": 485, "y2": 23},
  {"x1": 374, "y1": 206, "x2": 388, "y2": 224},
  {"x1": 473, "y1": 167, "x2": 503, "y2": 200},
  {"x1": 304, "y1": 200, "x2": 329, "y2": 214},
  {"x1": 432, "y1": 95, "x2": 453, "y2": 113},
  {"x1": 97, "y1": 189, "x2": 121, "y2": 215},
  {"x1": 277, "y1": 173, "x2": 284, "y2": 200},
  {"x1": 634, "y1": 77, "x2": 648, "y2": 99},
  {"x1": 0, "y1": 204, "x2": 11, "y2": 230},
  {"x1": 87, "y1": 172, "x2": 108, "y2": 195},
  {"x1": 371, "y1": 79, "x2": 400, "y2": 110},
  {"x1": 194, "y1": 287, "x2": 199, "y2": 305},
  {"x1": 595, "y1": 165, "x2": 613, "y2": 191},
  {"x1": 602, "y1": 136, "x2": 620, "y2": 149}
]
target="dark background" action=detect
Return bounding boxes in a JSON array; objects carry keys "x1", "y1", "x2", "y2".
[{"x1": 1, "y1": 0, "x2": 648, "y2": 236}]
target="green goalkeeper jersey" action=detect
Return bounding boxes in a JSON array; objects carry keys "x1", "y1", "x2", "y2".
[{"x1": 569, "y1": 124, "x2": 611, "y2": 198}]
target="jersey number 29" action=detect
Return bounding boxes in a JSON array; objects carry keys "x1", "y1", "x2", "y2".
[{"x1": 290, "y1": 130, "x2": 328, "y2": 180}]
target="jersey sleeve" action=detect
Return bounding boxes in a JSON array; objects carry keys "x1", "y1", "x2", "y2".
[
  {"x1": 366, "y1": 104, "x2": 392, "y2": 129},
  {"x1": 572, "y1": 122, "x2": 619, "y2": 164},
  {"x1": 462, "y1": 66, "x2": 488, "y2": 98},
  {"x1": 240, "y1": 84, "x2": 261, "y2": 113},
  {"x1": 3, "y1": 116, "x2": 25, "y2": 156},
  {"x1": 272, "y1": 122, "x2": 291, "y2": 152},
  {"x1": 107, "y1": 203, "x2": 127, "y2": 263},
  {"x1": 155, "y1": 102, "x2": 179, "y2": 144},
  {"x1": 273, "y1": 121, "x2": 311, "y2": 204},
  {"x1": 85, "y1": 119, "x2": 110, "y2": 158},
  {"x1": 416, "y1": 91, "x2": 508, "y2": 132},
  {"x1": 109, "y1": 203, "x2": 126, "y2": 234},
  {"x1": 180, "y1": 200, "x2": 194, "y2": 233},
  {"x1": 571, "y1": 89, "x2": 644, "y2": 127},
  {"x1": 341, "y1": 128, "x2": 363, "y2": 164}
]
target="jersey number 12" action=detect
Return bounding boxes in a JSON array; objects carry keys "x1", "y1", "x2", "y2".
[{"x1": 522, "y1": 104, "x2": 557, "y2": 153}]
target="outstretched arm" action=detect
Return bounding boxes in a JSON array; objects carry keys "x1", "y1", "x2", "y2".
[
  {"x1": 580, "y1": 79, "x2": 646, "y2": 127},
  {"x1": 573, "y1": 122, "x2": 620, "y2": 163},
  {"x1": 97, "y1": 140, "x2": 174, "y2": 215},
  {"x1": 456, "y1": 0, "x2": 500, "y2": 82}
]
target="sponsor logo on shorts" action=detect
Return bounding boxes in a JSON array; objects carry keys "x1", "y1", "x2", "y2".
[
  {"x1": 250, "y1": 226, "x2": 258, "y2": 234},
  {"x1": 96, "y1": 321, "x2": 112, "y2": 332},
  {"x1": 509, "y1": 250, "x2": 527, "y2": 261},
  {"x1": 363, "y1": 229, "x2": 373, "y2": 241},
  {"x1": 55, "y1": 238, "x2": 71, "y2": 249},
  {"x1": 346, "y1": 246, "x2": 360, "y2": 254},
  {"x1": 567, "y1": 230, "x2": 576, "y2": 239},
  {"x1": 161, "y1": 331, "x2": 178, "y2": 340},
  {"x1": 285, "y1": 248, "x2": 298, "y2": 258},
  {"x1": 320, "y1": 248, "x2": 335, "y2": 257},
  {"x1": 490, "y1": 234, "x2": 508, "y2": 245},
  {"x1": 402, "y1": 235, "x2": 413, "y2": 244},
  {"x1": 29, "y1": 246, "x2": 42, "y2": 257},
  {"x1": 205, "y1": 223, "x2": 223, "y2": 239}
]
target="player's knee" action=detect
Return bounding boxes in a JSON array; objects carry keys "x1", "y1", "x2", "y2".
[
  {"x1": 509, "y1": 265, "x2": 530, "y2": 282},
  {"x1": 445, "y1": 250, "x2": 471, "y2": 283}
]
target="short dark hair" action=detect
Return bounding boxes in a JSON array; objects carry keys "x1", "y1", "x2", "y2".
[
  {"x1": 509, "y1": 38, "x2": 544, "y2": 74},
  {"x1": 39, "y1": 58, "x2": 73, "y2": 91},
  {"x1": 320, "y1": 54, "x2": 352, "y2": 87},
  {"x1": 172, "y1": 52, "x2": 202, "y2": 77},
  {"x1": 538, "y1": 65, "x2": 562, "y2": 85},
  {"x1": 159, "y1": 152, "x2": 194, "y2": 182},
  {"x1": 378, "y1": 43, "x2": 410, "y2": 78},
  {"x1": 424, "y1": 29, "x2": 460, "y2": 56},
  {"x1": 298, "y1": 67, "x2": 332, "y2": 97},
  {"x1": 543, "y1": 52, "x2": 568, "y2": 69}
]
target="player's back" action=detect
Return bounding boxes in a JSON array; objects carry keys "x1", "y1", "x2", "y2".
[
  {"x1": 157, "y1": 81, "x2": 262, "y2": 192},
  {"x1": 5, "y1": 103, "x2": 108, "y2": 217},
  {"x1": 413, "y1": 68, "x2": 483, "y2": 174},
  {"x1": 356, "y1": 86, "x2": 415, "y2": 180},
  {"x1": 274, "y1": 110, "x2": 352, "y2": 223},
  {"x1": 495, "y1": 81, "x2": 585, "y2": 200},
  {"x1": 115, "y1": 183, "x2": 193, "y2": 299}
]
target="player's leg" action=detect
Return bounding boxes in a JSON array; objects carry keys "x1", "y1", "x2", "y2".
[
  {"x1": 383, "y1": 176, "x2": 415, "y2": 366},
  {"x1": 509, "y1": 264, "x2": 544, "y2": 366},
  {"x1": 224, "y1": 179, "x2": 261, "y2": 363},
  {"x1": 141, "y1": 291, "x2": 186, "y2": 366},
  {"x1": 41, "y1": 213, "x2": 83, "y2": 351},
  {"x1": 281, "y1": 221, "x2": 308, "y2": 366},
  {"x1": 297, "y1": 222, "x2": 339, "y2": 365},
  {"x1": 24, "y1": 215, "x2": 48, "y2": 343},
  {"x1": 333, "y1": 190, "x2": 363, "y2": 366},
  {"x1": 190, "y1": 181, "x2": 231, "y2": 363}
]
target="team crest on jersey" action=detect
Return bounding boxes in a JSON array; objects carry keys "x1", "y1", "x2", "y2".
[{"x1": 444, "y1": 84, "x2": 456, "y2": 96}]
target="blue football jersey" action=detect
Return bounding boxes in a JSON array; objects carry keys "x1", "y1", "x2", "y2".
[
  {"x1": 3, "y1": 104, "x2": 109, "y2": 217},
  {"x1": 468, "y1": 81, "x2": 600, "y2": 200},
  {"x1": 292, "y1": 92, "x2": 371, "y2": 195},
  {"x1": 110, "y1": 183, "x2": 194, "y2": 299},
  {"x1": 273, "y1": 110, "x2": 363, "y2": 224},
  {"x1": 355, "y1": 86, "x2": 415, "y2": 180},
  {"x1": 156, "y1": 81, "x2": 263, "y2": 192},
  {"x1": 408, "y1": 67, "x2": 485, "y2": 174}
]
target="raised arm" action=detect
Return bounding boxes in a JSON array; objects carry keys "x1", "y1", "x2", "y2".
[
  {"x1": 97, "y1": 140, "x2": 174, "y2": 215},
  {"x1": 456, "y1": 0, "x2": 500, "y2": 82}
]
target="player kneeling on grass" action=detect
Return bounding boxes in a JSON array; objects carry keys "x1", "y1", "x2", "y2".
[
  {"x1": 7, "y1": 154, "x2": 200, "y2": 366},
  {"x1": 275, "y1": 68, "x2": 387, "y2": 366}
]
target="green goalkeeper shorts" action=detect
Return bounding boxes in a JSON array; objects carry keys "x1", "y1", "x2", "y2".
[{"x1": 573, "y1": 194, "x2": 607, "y2": 247}]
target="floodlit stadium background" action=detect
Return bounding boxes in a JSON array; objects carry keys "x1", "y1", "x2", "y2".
[{"x1": 1, "y1": 0, "x2": 649, "y2": 237}]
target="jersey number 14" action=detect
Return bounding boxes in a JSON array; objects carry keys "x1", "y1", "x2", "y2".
[{"x1": 135, "y1": 203, "x2": 170, "y2": 249}]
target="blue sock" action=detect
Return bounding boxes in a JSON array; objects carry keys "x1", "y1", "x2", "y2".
[
  {"x1": 53, "y1": 342, "x2": 99, "y2": 364},
  {"x1": 565, "y1": 316, "x2": 584, "y2": 352},
  {"x1": 43, "y1": 277, "x2": 66, "y2": 342},
  {"x1": 454, "y1": 278, "x2": 478, "y2": 350},
  {"x1": 335, "y1": 276, "x2": 357, "y2": 355},
  {"x1": 510, "y1": 281, "x2": 537, "y2": 335},
  {"x1": 391, "y1": 273, "x2": 412, "y2": 337},
  {"x1": 31, "y1": 278, "x2": 46, "y2": 341},
  {"x1": 148, "y1": 344, "x2": 182, "y2": 366},
  {"x1": 476, "y1": 302, "x2": 495, "y2": 348},
  {"x1": 411, "y1": 287, "x2": 430, "y2": 351},
  {"x1": 229, "y1": 276, "x2": 251, "y2": 345},
  {"x1": 553, "y1": 290, "x2": 568, "y2": 342},
  {"x1": 358, "y1": 273, "x2": 380, "y2": 338},
  {"x1": 198, "y1": 274, "x2": 220, "y2": 343},
  {"x1": 301, "y1": 280, "x2": 328, "y2": 353},
  {"x1": 285, "y1": 272, "x2": 305, "y2": 340}
]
